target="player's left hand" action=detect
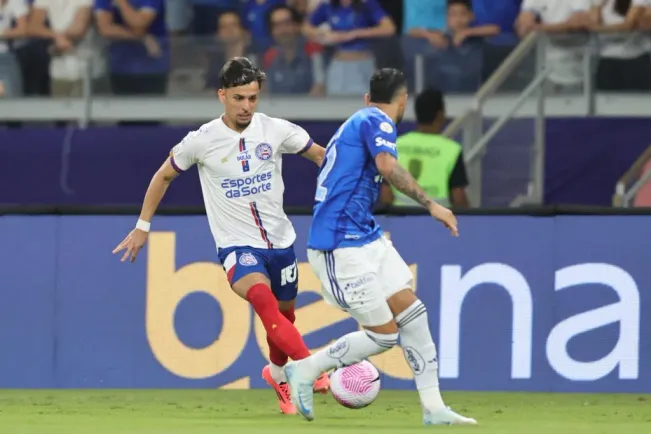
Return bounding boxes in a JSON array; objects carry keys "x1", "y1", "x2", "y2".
[
  {"x1": 429, "y1": 204, "x2": 459, "y2": 237},
  {"x1": 112, "y1": 229, "x2": 148, "y2": 263}
]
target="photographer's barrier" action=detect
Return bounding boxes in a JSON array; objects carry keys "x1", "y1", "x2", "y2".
[{"x1": 0, "y1": 214, "x2": 649, "y2": 392}]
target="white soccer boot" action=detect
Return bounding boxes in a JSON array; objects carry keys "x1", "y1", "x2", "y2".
[
  {"x1": 423, "y1": 407, "x2": 478, "y2": 425},
  {"x1": 284, "y1": 361, "x2": 316, "y2": 422}
]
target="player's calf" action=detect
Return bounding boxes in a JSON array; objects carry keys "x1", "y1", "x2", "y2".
[{"x1": 388, "y1": 289, "x2": 477, "y2": 424}]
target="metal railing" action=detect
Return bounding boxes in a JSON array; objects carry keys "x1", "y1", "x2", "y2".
[
  {"x1": 613, "y1": 145, "x2": 651, "y2": 207},
  {"x1": 442, "y1": 32, "x2": 604, "y2": 207}
]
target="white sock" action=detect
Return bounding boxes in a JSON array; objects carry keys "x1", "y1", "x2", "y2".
[
  {"x1": 302, "y1": 330, "x2": 399, "y2": 379},
  {"x1": 396, "y1": 300, "x2": 446, "y2": 414},
  {"x1": 269, "y1": 362, "x2": 286, "y2": 383}
]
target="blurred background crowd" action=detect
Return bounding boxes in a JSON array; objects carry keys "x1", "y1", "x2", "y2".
[{"x1": 2, "y1": 0, "x2": 651, "y2": 99}]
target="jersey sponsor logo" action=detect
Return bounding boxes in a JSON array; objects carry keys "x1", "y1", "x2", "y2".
[
  {"x1": 255, "y1": 143, "x2": 273, "y2": 161},
  {"x1": 237, "y1": 152, "x2": 251, "y2": 162},
  {"x1": 239, "y1": 252, "x2": 258, "y2": 266},
  {"x1": 221, "y1": 172, "x2": 273, "y2": 198},
  {"x1": 379, "y1": 122, "x2": 394, "y2": 134},
  {"x1": 375, "y1": 137, "x2": 396, "y2": 150}
]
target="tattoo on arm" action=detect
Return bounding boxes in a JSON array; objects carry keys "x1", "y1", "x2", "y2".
[{"x1": 385, "y1": 162, "x2": 434, "y2": 209}]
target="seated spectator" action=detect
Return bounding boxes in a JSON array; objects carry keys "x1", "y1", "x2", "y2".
[
  {"x1": 304, "y1": 0, "x2": 395, "y2": 96},
  {"x1": 592, "y1": 0, "x2": 651, "y2": 91},
  {"x1": 516, "y1": 0, "x2": 593, "y2": 92},
  {"x1": 191, "y1": 0, "x2": 237, "y2": 35},
  {"x1": 205, "y1": 9, "x2": 254, "y2": 90},
  {"x1": 404, "y1": 0, "x2": 497, "y2": 93},
  {"x1": 95, "y1": 0, "x2": 169, "y2": 96},
  {"x1": 241, "y1": 0, "x2": 286, "y2": 52},
  {"x1": 263, "y1": 4, "x2": 325, "y2": 95},
  {"x1": 0, "y1": 0, "x2": 28, "y2": 97},
  {"x1": 29, "y1": 0, "x2": 107, "y2": 97},
  {"x1": 380, "y1": 88, "x2": 470, "y2": 208}
]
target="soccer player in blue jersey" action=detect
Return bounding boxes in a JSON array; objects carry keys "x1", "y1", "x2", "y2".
[{"x1": 284, "y1": 68, "x2": 477, "y2": 426}]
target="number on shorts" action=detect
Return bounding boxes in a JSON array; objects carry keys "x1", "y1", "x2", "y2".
[
  {"x1": 280, "y1": 261, "x2": 298, "y2": 286},
  {"x1": 315, "y1": 143, "x2": 337, "y2": 202}
]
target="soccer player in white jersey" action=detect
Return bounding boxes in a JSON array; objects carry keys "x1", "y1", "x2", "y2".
[
  {"x1": 284, "y1": 69, "x2": 478, "y2": 426},
  {"x1": 112, "y1": 57, "x2": 330, "y2": 414}
]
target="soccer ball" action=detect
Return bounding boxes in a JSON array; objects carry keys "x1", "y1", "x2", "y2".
[{"x1": 329, "y1": 360, "x2": 381, "y2": 409}]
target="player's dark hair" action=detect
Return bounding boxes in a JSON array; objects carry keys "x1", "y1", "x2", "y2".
[
  {"x1": 447, "y1": 0, "x2": 472, "y2": 10},
  {"x1": 219, "y1": 57, "x2": 267, "y2": 89},
  {"x1": 266, "y1": 5, "x2": 303, "y2": 34},
  {"x1": 415, "y1": 88, "x2": 445, "y2": 125},
  {"x1": 368, "y1": 68, "x2": 407, "y2": 104}
]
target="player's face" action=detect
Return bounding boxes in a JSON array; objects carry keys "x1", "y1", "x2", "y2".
[{"x1": 218, "y1": 82, "x2": 260, "y2": 129}]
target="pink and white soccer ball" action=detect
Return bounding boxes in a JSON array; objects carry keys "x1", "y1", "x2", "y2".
[{"x1": 329, "y1": 360, "x2": 381, "y2": 409}]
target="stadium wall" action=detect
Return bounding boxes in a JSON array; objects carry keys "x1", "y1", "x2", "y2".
[
  {"x1": 2, "y1": 117, "x2": 651, "y2": 207},
  {"x1": 1, "y1": 209, "x2": 649, "y2": 393}
]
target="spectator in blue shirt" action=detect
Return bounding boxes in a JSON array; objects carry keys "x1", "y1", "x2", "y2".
[
  {"x1": 95, "y1": 0, "x2": 169, "y2": 96},
  {"x1": 241, "y1": 0, "x2": 286, "y2": 52},
  {"x1": 304, "y1": 0, "x2": 395, "y2": 96},
  {"x1": 205, "y1": 9, "x2": 254, "y2": 90},
  {"x1": 403, "y1": 0, "x2": 498, "y2": 93},
  {"x1": 190, "y1": 0, "x2": 237, "y2": 35},
  {"x1": 263, "y1": 4, "x2": 325, "y2": 95}
]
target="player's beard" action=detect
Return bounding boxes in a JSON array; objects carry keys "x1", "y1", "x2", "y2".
[{"x1": 236, "y1": 120, "x2": 251, "y2": 130}]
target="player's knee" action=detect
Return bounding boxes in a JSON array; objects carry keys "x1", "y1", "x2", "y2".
[
  {"x1": 233, "y1": 272, "x2": 271, "y2": 300},
  {"x1": 364, "y1": 329, "x2": 399, "y2": 351}
]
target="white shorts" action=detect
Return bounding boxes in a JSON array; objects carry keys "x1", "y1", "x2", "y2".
[{"x1": 307, "y1": 236, "x2": 413, "y2": 327}]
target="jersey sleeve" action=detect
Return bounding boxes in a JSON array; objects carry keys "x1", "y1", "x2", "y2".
[
  {"x1": 364, "y1": 0, "x2": 388, "y2": 25},
  {"x1": 94, "y1": 0, "x2": 111, "y2": 12},
  {"x1": 10, "y1": 0, "x2": 29, "y2": 18},
  {"x1": 140, "y1": 0, "x2": 162, "y2": 12},
  {"x1": 309, "y1": 3, "x2": 329, "y2": 26},
  {"x1": 361, "y1": 115, "x2": 398, "y2": 159},
  {"x1": 169, "y1": 128, "x2": 206, "y2": 172},
  {"x1": 277, "y1": 119, "x2": 314, "y2": 155},
  {"x1": 520, "y1": 0, "x2": 542, "y2": 14}
]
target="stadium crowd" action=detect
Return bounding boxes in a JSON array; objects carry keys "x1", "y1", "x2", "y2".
[{"x1": 0, "y1": 0, "x2": 650, "y2": 98}]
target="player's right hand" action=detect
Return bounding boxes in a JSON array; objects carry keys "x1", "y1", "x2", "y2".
[
  {"x1": 112, "y1": 229, "x2": 148, "y2": 263},
  {"x1": 429, "y1": 204, "x2": 459, "y2": 237}
]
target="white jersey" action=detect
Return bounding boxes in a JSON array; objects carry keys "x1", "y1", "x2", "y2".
[{"x1": 170, "y1": 112, "x2": 313, "y2": 250}]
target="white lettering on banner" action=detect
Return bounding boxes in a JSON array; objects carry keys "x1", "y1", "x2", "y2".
[
  {"x1": 547, "y1": 263, "x2": 640, "y2": 381},
  {"x1": 439, "y1": 262, "x2": 640, "y2": 382},
  {"x1": 439, "y1": 263, "x2": 533, "y2": 379}
]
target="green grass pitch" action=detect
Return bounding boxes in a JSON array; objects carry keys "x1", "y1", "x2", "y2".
[{"x1": 0, "y1": 390, "x2": 649, "y2": 433}]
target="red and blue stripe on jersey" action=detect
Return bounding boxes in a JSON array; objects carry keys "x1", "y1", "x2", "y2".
[
  {"x1": 239, "y1": 138, "x2": 250, "y2": 173},
  {"x1": 249, "y1": 201, "x2": 273, "y2": 248}
]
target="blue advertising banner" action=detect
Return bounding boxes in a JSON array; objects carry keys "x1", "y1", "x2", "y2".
[{"x1": 0, "y1": 214, "x2": 649, "y2": 392}]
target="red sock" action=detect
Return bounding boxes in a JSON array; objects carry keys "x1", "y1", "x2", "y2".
[
  {"x1": 267, "y1": 307, "x2": 296, "y2": 366},
  {"x1": 247, "y1": 284, "x2": 310, "y2": 361}
]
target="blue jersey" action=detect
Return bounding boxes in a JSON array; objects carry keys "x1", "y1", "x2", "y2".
[{"x1": 307, "y1": 107, "x2": 398, "y2": 251}]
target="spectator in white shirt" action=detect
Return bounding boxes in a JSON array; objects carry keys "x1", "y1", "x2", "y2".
[
  {"x1": 590, "y1": 0, "x2": 651, "y2": 91},
  {"x1": 516, "y1": 0, "x2": 594, "y2": 91},
  {"x1": 29, "y1": 0, "x2": 106, "y2": 97},
  {"x1": 0, "y1": 0, "x2": 28, "y2": 96}
]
